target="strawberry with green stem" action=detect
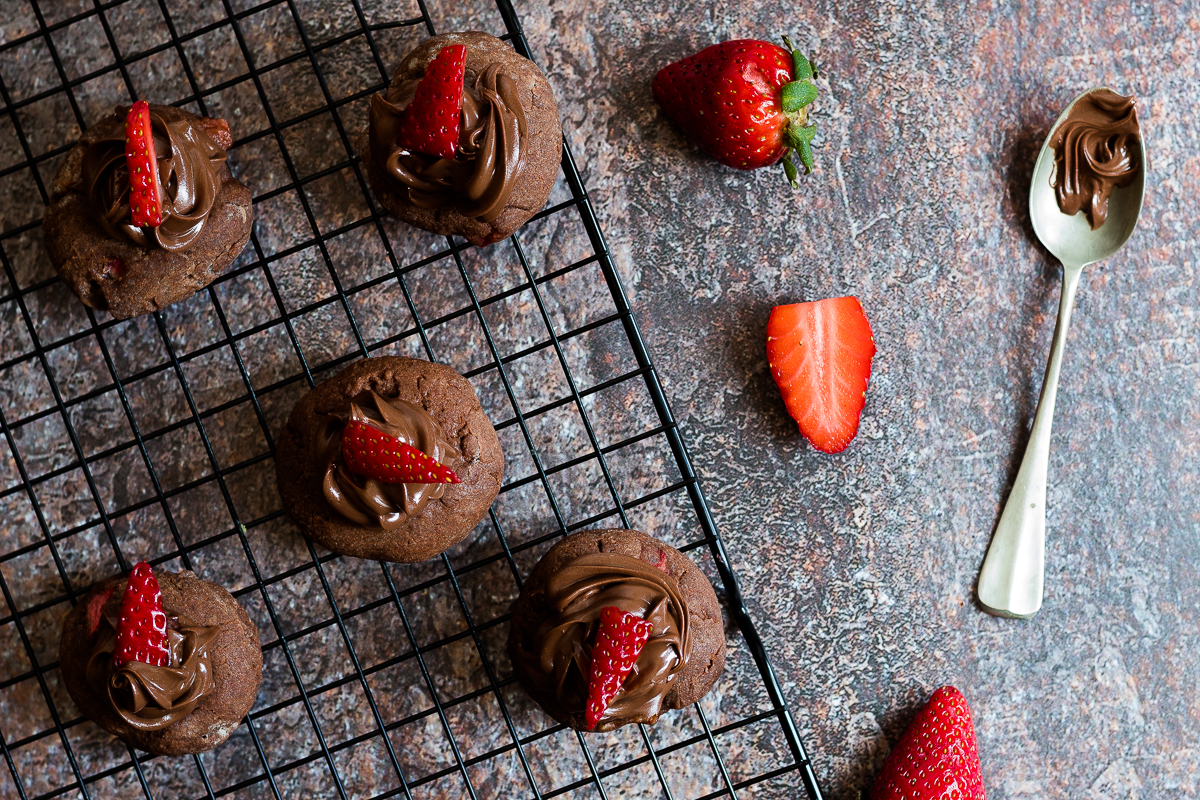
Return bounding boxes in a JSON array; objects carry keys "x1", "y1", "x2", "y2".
[
  {"x1": 652, "y1": 36, "x2": 819, "y2": 186},
  {"x1": 340, "y1": 419, "x2": 461, "y2": 485}
]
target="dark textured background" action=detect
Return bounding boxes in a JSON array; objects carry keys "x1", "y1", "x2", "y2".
[
  {"x1": 516, "y1": 0, "x2": 1200, "y2": 797},
  {"x1": 0, "y1": 0, "x2": 1196, "y2": 798}
]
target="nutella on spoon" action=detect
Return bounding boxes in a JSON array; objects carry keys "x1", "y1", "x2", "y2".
[{"x1": 1049, "y1": 88, "x2": 1141, "y2": 230}]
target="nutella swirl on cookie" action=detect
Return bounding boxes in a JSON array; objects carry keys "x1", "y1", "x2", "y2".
[
  {"x1": 370, "y1": 63, "x2": 527, "y2": 223},
  {"x1": 82, "y1": 104, "x2": 229, "y2": 252},
  {"x1": 316, "y1": 390, "x2": 462, "y2": 529},
  {"x1": 1050, "y1": 89, "x2": 1141, "y2": 230},
  {"x1": 85, "y1": 610, "x2": 217, "y2": 732},
  {"x1": 515, "y1": 552, "x2": 692, "y2": 727}
]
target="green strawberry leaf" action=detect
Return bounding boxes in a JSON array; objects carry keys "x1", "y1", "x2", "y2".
[
  {"x1": 782, "y1": 80, "x2": 818, "y2": 113},
  {"x1": 789, "y1": 124, "x2": 816, "y2": 174},
  {"x1": 782, "y1": 152, "x2": 799, "y2": 188},
  {"x1": 781, "y1": 36, "x2": 814, "y2": 80}
]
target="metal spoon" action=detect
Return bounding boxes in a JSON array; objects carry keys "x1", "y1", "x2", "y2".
[{"x1": 977, "y1": 86, "x2": 1146, "y2": 618}]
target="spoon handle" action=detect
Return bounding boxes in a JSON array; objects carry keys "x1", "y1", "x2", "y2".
[{"x1": 978, "y1": 262, "x2": 1084, "y2": 618}]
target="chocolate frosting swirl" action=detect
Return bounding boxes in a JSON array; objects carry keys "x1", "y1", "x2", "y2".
[
  {"x1": 1050, "y1": 89, "x2": 1141, "y2": 230},
  {"x1": 316, "y1": 390, "x2": 462, "y2": 529},
  {"x1": 81, "y1": 104, "x2": 229, "y2": 252},
  {"x1": 85, "y1": 610, "x2": 218, "y2": 731},
  {"x1": 516, "y1": 553, "x2": 691, "y2": 727},
  {"x1": 370, "y1": 63, "x2": 527, "y2": 223}
]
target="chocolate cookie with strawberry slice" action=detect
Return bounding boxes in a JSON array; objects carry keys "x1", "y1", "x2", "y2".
[
  {"x1": 508, "y1": 528, "x2": 726, "y2": 731},
  {"x1": 275, "y1": 356, "x2": 504, "y2": 563},
  {"x1": 59, "y1": 564, "x2": 262, "y2": 756},
  {"x1": 363, "y1": 31, "x2": 562, "y2": 246},
  {"x1": 43, "y1": 101, "x2": 253, "y2": 319}
]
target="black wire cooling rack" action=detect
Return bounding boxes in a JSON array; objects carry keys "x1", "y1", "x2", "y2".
[{"x1": 0, "y1": 0, "x2": 824, "y2": 798}]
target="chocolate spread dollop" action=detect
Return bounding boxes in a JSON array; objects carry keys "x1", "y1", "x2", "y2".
[
  {"x1": 86, "y1": 607, "x2": 218, "y2": 732},
  {"x1": 316, "y1": 390, "x2": 462, "y2": 529},
  {"x1": 369, "y1": 63, "x2": 527, "y2": 223},
  {"x1": 81, "y1": 104, "x2": 228, "y2": 252},
  {"x1": 516, "y1": 552, "x2": 691, "y2": 728},
  {"x1": 1050, "y1": 89, "x2": 1141, "y2": 230}
]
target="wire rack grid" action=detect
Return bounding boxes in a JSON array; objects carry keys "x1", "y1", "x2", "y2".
[{"x1": 0, "y1": 0, "x2": 823, "y2": 798}]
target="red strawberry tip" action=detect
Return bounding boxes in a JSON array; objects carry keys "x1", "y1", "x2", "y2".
[{"x1": 85, "y1": 585, "x2": 116, "y2": 637}]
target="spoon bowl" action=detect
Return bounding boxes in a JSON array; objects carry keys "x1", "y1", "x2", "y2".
[
  {"x1": 978, "y1": 86, "x2": 1147, "y2": 618},
  {"x1": 1029, "y1": 86, "x2": 1146, "y2": 268}
]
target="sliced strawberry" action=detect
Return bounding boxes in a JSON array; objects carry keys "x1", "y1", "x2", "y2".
[
  {"x1": 395, "y1": 44, "x2": 467, "y2": 160},
  {"x1": 85, "y1": 584, "x2": 116, "y2": 637},
  {"x1": 124, "y1": 101, "x2": 163, "y2": 228},
  {"x1": 871, "y1": 686, "x2": 986, "y2": 800},
  {"x1": 341, "y1": 420, "x2": 461, "y2": 485},
  {"x1": 766, "y1": 296, "x2": 876, "y2": 453},
  {"x1": 197, "y1": 117, "x2": 233, "y2": 150},
  {"x1": 586, "y1": 606, "x2": 652, "y2": 730},
  {"x1": 114, "y1": 562, "x2": 170, "y2": 668}
]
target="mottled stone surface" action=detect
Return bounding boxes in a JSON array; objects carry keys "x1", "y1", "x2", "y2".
[
  {"x1": 0, "y1": 0, "x2": 1196, "y2": 799},
  {"x1": 519, "y1": 1, "x2": 1200, "y2": 798}
]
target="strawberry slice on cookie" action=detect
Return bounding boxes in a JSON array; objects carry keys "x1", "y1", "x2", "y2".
[
  {"x1": 341, "y1": 420, "x2": 461, "y2": 485},
  {"x1": 766, "y1": 296, "x2": 876, "y2": 453},
  {"x1": 124, "y1": 101, "x2": 163, "y2": 228},
  {"x1": 586, "y1": 606, "x2": 653, "y2": 731},
  {"x1": 396, "y1": 44, "x2": 468, "y2": 160},
  {"x1": 113, "y1": 562, "x2": 170, "y2": 668}
]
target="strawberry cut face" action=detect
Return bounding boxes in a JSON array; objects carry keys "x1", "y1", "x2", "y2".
[
  {"x1": 766, "y1": 296, "x2": 876, "y2": 453},
  {"x1": 114, "y1": 562, "x2": 170, "y2": 668},
  {"x1": 870, "y1": 686, "x2": 986, "y2": 800}
]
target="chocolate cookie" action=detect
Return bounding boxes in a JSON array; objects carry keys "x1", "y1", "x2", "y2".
[
  {"x1": 275, "y1": 356, "x2": 504, "y2": 562},
  {"x1": 508, "y1": 528, "x2": 727, "y2": 731},
  {"x1": 363, "y1": 31, "x2": 562, "y2": 246},
  {"x1": 59, "y1": 569, "x2": 262, "y2": 756},
  {"x1": 43, "y1": 104, "x2": 253, "y2": 320}
]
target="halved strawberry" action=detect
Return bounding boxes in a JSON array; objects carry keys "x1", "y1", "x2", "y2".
[
  {"x1": 124, "y1": 101, "x2": 163, "y2": 228},
  {"x1": 396, "y1": 44, "x2": 467, "y2": 160},
  {"x1": 340, "y1": 420, "x2": 461, "y2": 485},
  {"x1": 870, "y1": 686, "x2": 986, "y2": 800},
  {"x1": 114, "y1": 562, "x2": 170, "y2": 668},
  {"x1": 586, "y1": 606, "x2": 652, "y2": 730},
  {"x1": 766, "y1": 296, "x2": 876, "y2": 453}
]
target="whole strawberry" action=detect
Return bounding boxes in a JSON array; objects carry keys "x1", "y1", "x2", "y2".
[
  {"x1": 114, "y1": 562, "x2": 170, "y2": 668},
  {"x1": 871, "y1": 686, "x2": 986, "y2": 800},
  {"x1": 652, "y1": 36, "x2": 818, "y2": 186}
]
